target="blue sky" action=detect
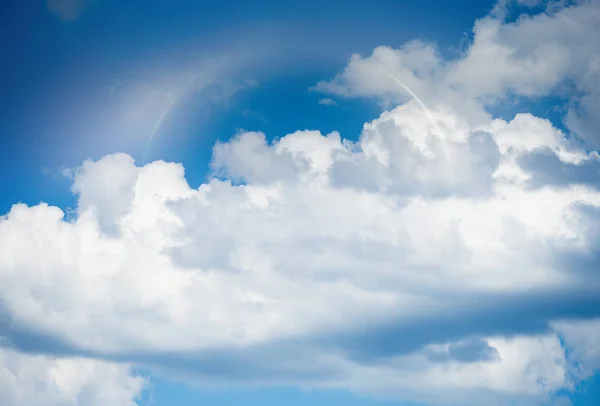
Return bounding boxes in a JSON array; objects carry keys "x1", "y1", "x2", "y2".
[
  {"x1": 2, "y1": 1, "x2": 600, "y2": 406},
  {"x1": 0, "y1": 0, "x2": 493, "y2": 212}
]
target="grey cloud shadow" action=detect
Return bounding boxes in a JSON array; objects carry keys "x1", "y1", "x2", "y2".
[
  {"x1": 0, "y1": 304, "x2": 84, "y2": 356},
  {"x1": 162, "y1": 204, "x2": 600, "y2": 370},
  {"x1": 0, "y1": 298, "x2": 336, "y2": 383},
  {"x1": 0, "y1": 314, "x2": 338, "y2": 384},
  {"x1": 424, "y1": 337, "x2": 500, "y2": 363},
  {"x1": 2, "y1": 285, "x2": 600, "y2": 381},
  {"x1": 317, "y1": 287, "x2": 600, "y2": 364},
  {"x1": 100, "y1": 285, "x2": 600, "y2": 379},
  {"x1": 550, "y1": 202, "x2": 600, "y2": 277},
  {"x1": 517, "y1": 147, "x2": 600, "y2": 189}
]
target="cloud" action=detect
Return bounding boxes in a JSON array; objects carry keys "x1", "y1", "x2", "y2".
[
  {"x1": 553, "y1": 318, "x2": 600, "y2": 377},
  {"x1": 314, "y1": 40, "x2": 489, "y2": 126},
  {"x1": 0, "y1": 347, "x2": 147, "y2": 406},
  {"x1": 3, "y1": 1, "x2": 600, "y2": 405},
  {"x1": 319, "y1": 97, "x2": 338, "y2": 106},
  {"x1": 517, "y1": 148, "x2": 600, "y2": 189},
  {"x1": 46, "y1": 0, "x2": 93, "y2": 21},
  {"x1": 492, "y1": 0, "x2": 578, "y2": 18},
  {"x1": 327, "y1": 104, "x2": 501, "y2": 197},
  {"x1": 2, "y1": 102, "x2": 600, "y2": 404},
  {"x1": 316, "y1": 0, "x2": 600, "y2": 145}
]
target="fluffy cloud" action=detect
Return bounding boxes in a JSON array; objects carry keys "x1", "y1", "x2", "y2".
[
  {"x1": 340, "y1": 333, "x2": 575, "y2": 406},
  {"x1": 1, "y1": 103, "x2": 600, "y2": 405},
  {"x1": 316, "y1": 0, "x2": 600, "y2": 145},
  {"x1": 3, "y1": 1, "x2": 600, "y2": 405},
  {"x1": 0, "y1": 347, "x2": 146, "y2": 406}
]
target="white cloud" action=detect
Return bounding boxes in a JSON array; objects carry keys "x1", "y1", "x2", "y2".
[
  {"x1": 340, "y1": 333, "x2": 575, "y2": 405},
  {"x1": 328, "y1": 102, "x2": 500, "y2": 197},
  {"x1": 319, "y1": 97, "x2": 338, "y2": 106},
  {"x1": 316, "y1": 0, "x2": 600, "y2": 145},
  {"x1": 1, "y1": 103, "x2": 600, "y2": 404},
  {"x1": 553, "y1": 318, "x2": 600, "y2": 377},
  {"x1": 492, "y1": 0, "x2": 578, "y2": 18},
  {"x1": 4, "y1": 1, "x2": 600, "y2": 404},
  {"x1": 314, "y1": 41, "x2": 490, "y2": 126},
  {"x1": 0, "y1": 347, "x2": 147, "y2": 406}
]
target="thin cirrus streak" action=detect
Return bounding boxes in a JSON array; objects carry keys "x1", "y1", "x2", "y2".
[
  {"x1": 386, "y1": 73, "x2": 448, "y2": 158},
  {"x1": 142, "y1": 96, "x2": 180, "y2": 162}
]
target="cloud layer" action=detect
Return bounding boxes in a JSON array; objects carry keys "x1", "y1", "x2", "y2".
[
  {"x1": 2, "y1": 104, "x2": 600, "y2": 405},
  {"x1": 3, "y1": 1, "x2": 600, "y2": 405}
]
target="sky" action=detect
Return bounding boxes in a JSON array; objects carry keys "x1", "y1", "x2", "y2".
[{"x1": 1, "y1": 0, "x2": 600, "y2": 405}]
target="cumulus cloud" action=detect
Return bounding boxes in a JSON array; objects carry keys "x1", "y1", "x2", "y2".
[
  {"x1": 316, "y1": 0, "x2": 600, "y2": 145},
  {"x1": 2, "y1": 103, "x2": 600, "y2": 404},
  {"x1": 3, "y1": 1, "x2": 600, "y2": 405},
  {"x1": 0, "y1": 347, "x2": 147, "y2": 406}
]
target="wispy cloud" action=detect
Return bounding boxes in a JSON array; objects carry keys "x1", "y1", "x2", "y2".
[
  {"x1": 318, "y1": 97, "x2": 338, "y2": 107},
  {"x1": 46, "y1": 0, "x2": 93, "y2": 21}
]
